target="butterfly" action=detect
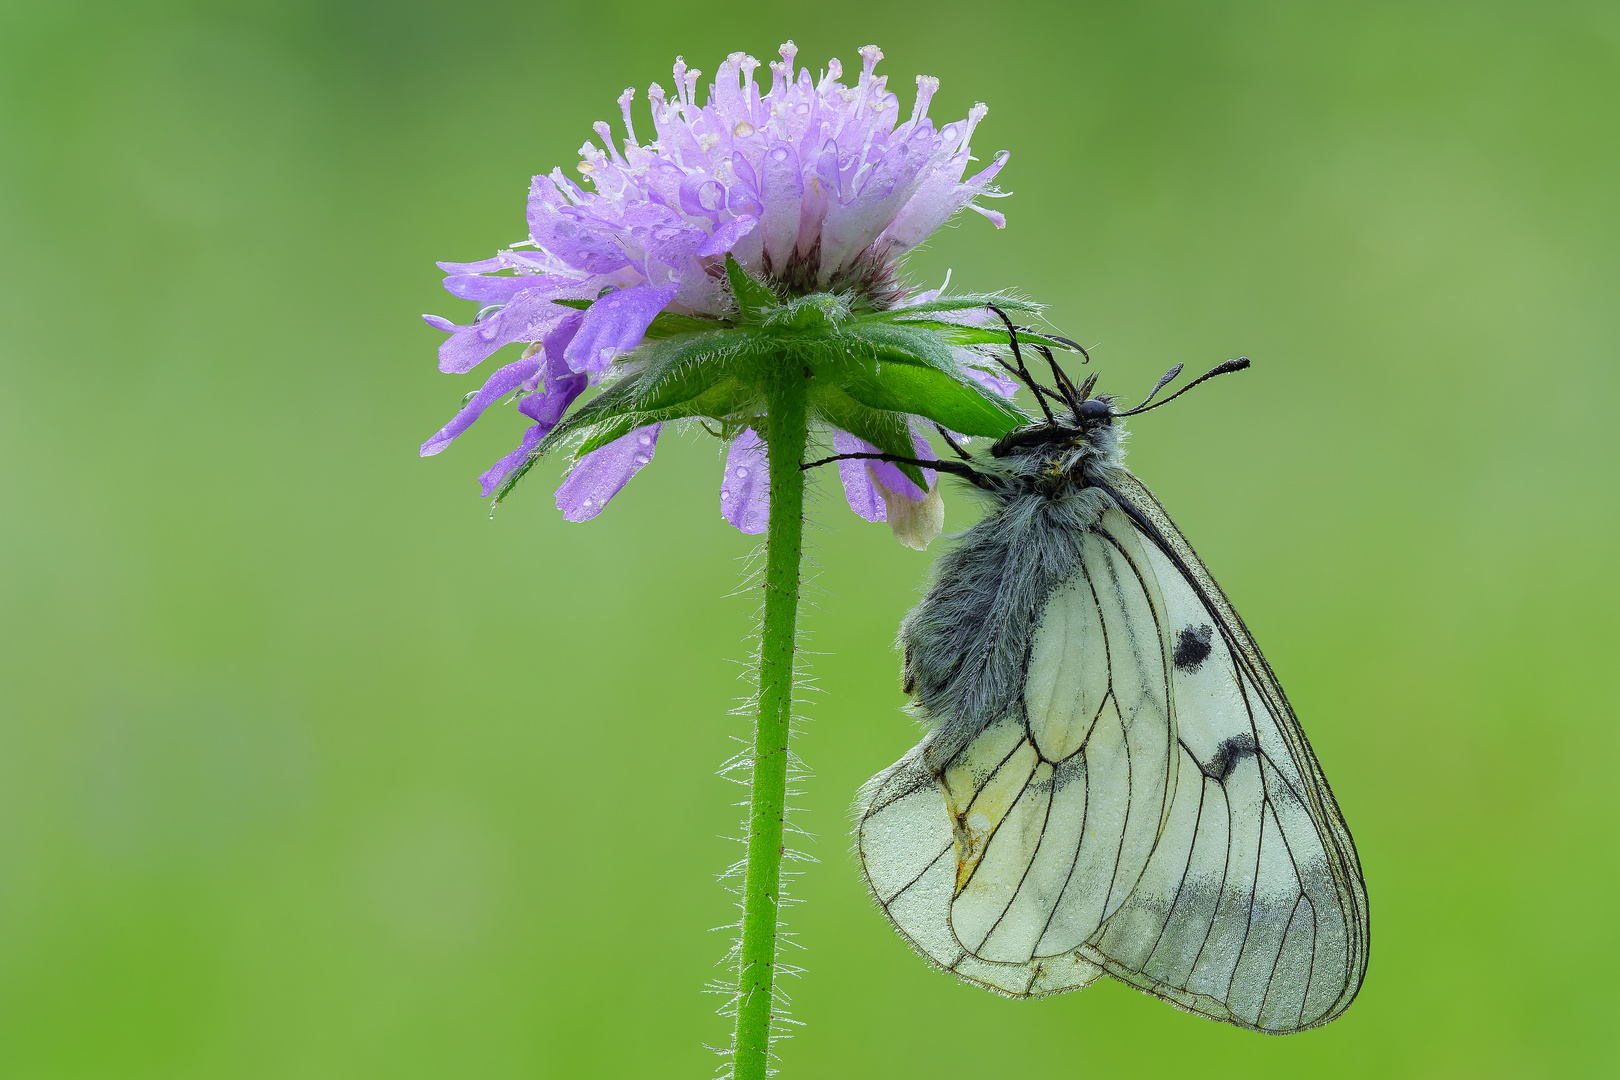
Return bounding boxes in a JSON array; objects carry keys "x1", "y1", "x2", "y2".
[{"x1": 838, "y1": 313, "x2": 1368, "y2": 1033}]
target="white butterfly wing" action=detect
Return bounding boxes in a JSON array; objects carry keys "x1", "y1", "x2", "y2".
[
  {"x1": 856, "y1": 481, "x2": 1367, "y2": 1032},
  {"x1": 859, "y1": 503, "x2": 1177, "y2": 998},
  {"x1": 1088, "y1": 472, "x2": 1368, "y2": 1031}
]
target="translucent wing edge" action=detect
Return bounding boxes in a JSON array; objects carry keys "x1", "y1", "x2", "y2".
[
  {"x1": 852, "y1": 747, "x2": 1105, "y2": 1000},
  {"x1": 1094, "y1": 469, "x2": 1370, "y2": 1031}
]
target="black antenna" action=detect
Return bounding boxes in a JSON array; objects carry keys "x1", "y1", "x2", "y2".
[
  {"x1": 800, "y1": 450, "x2": 991, "y2": 488},
  {"x1": 1126, "y1": 363, "x2": 1184, "y2": 412},
  {"x1": 1114, "y1": 358, "x2": 1251, "y2": 417},
  {"x1": 933, "y1": 423, "x2": 974, "y2": 461}
]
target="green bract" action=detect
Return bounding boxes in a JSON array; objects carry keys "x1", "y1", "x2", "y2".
[{"x1": 494, "y1": 258, "x2": 1077, "y2": 503}]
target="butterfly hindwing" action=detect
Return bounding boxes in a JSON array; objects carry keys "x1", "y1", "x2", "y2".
[{"x1": 857, "y1": 503, "x2": 1177, "y2": 997}]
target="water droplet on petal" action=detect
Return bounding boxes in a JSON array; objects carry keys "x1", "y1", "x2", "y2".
[
  {"x1": 733, "y1": 120, "x2": 756, "y2": 138},
  {"x1": 639, "y1": 435, "x2": 652, "y2": 445},
  {"x1": 737, "y1": 467, "x2": 749, "y2": 478}
]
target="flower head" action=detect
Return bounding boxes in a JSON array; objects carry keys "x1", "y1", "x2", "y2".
[{"x1": 420, "y1": 44, "x2": 1071, "y2": 545}]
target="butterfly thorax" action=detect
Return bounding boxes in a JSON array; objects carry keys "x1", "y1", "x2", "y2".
[
  {"x1": 981, "y1": 413, "x2": 1127, "y2": 499},
  {"x1": 897, "y1": 413, "x2": 1131, "y2": 772}
]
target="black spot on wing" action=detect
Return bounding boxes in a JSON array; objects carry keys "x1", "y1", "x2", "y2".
[
  {"x1": 1201, "y1": 734, "x2": 1257, "y2": 782},
  {"x1": 1173, "y1": 624, "x2": 1213, "y2": 672}
]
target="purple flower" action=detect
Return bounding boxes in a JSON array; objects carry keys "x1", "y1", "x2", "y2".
[
  {"x1": 720, "y1": 429, "x2": 770, "y2": 534},
  {"x1": 421, "y1": 44, "x2": 1017, "y2": 534},
  {"x1": 555, "y1": 424, "x2": 662, "y2": 522},
  {"x1": 833, "y1": 425, "x2": 945, "y2": 550}
]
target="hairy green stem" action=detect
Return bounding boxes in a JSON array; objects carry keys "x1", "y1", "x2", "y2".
[{"x1": 733, "y1": 365, "x2": 808, "y2": 1079}]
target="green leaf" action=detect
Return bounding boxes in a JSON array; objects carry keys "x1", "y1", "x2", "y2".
[
  {"x1": 627, "y1": 327, "x2": 777, "y2": 409},
  {"x1": 513, "y1": 324, "x2": 778, "y2": 479},
  {"x1": 572, "y1": 378, "x2": 754, "y2": 457},
  {"x1": 725, "y1": 255, "x2": 779, "y2": 319},
  {"x1": 822, "y1": 323, "x2": 1027, "y2": 438},
  {"x1": 876, "y1": 318, "x2": 1080, "y2": 353},
  {"x1": 809, "y1": 384, "x2": 928, "y2": 492},
  {"x1": 861, "y1": 293, "x2": 1040, "y2": 318},
  {"x1": 643, "y1": 310, "x2": 724, "y2": 339},
  {"x1": 842, "y1": 362, "x2": 1022, "y2": 438},
  {"x1": 764, "y1": 293, "x2": 852, "y2": 332}
]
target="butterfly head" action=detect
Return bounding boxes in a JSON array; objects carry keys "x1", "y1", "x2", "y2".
[{"x1": 1076, "y1": 398, "x2": 1112, "y2": 422}]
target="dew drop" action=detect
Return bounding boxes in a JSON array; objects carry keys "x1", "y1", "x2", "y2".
[
  {"x1": 736, "y1": 467, "x2": 749, "y2": 479},
  {"x1": 639, "y1": 434, "x2": 652, "y2": 445},
  {"x1": 733, "y1": 120, "x2": 756, "y2": 138}
]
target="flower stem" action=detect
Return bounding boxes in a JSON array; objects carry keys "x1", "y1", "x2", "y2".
[{"x1": 734, "y1": 365, "x2": 808, "y2": 1079}]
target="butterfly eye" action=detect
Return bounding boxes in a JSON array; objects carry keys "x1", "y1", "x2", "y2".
[{"x1": 1077, "y1": 398, "x2": 1112, "y2": 421}]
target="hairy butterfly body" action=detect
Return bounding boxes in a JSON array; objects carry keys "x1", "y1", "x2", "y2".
[{"x1": 852, "y1": 349, "x2": 1368, "y2": 1033}]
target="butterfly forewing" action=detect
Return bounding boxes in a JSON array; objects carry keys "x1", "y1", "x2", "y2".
[{"x1": 1079, "y1": 478, "x2": 1367, "y2": 1030}]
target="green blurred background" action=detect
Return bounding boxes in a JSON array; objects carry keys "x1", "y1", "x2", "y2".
[{"x1": 2, "y1": 1, "x2": 1616, "y2": 1076}]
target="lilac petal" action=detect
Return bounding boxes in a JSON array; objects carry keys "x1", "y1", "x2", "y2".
[
  {"x1": 818, "y1": 130, "x2": 935, "y2": 279},
  {"x1": 696, "y1": 214, "x2": 760, "y2": 258},
  {"x1": 877, "y1": 168, "x2": 967, "y2": 256},
  {"x1": 470, "y1": 322, "x2": 591, "y2": 497},
  {"x1": 522, "y1": 368, "x2": 587, "y2": 428},
  {"x1": 420, "y1": 356, "x2": 541, "y2": 457},
  {"x1": 437, "y1": 252, "x2": 552, "y2": 275},
  {"x1": 969, "y1": 204, "x2": 1007, "y2": 228},
  {"x1": 679, "y1": 174, "x2": 728, "y2": 223},
  {"x1": 433, "y1": 290, "x2": 578, "y2": 375},
  {"x1": 555, "y1": 423, "x2": 662, "y2": 522},
  {"x1": 897, "y1": 270, "x2": 953, "y2": 309},
  {"x1": 563, "y1": 282, "x2": 680, "y2": 373},
  {"x1": 440, "y1": 255, "x2": 517, "y2": 275},
  {"x1": 422, "y1": 314, "x2": 458, "y2": 333},
  {"x1": 961, "y1": 358, "x2": 1021, "y2": 399},
  {"x1": 757, "y1": 143, "x2": 803, "y2": 268},
  {"x1": 527, "y1": 173, "x2": 631, "y2": 274},
  {"x1": 866, "y1": 426, "x2": 935, "y2": 502},
  {"x1": 443, "y1": 272, "x2": 574, "y2": 304},
  {"x1": 719, "y1": 429, "x2": 770, "y2": 534},
  {"x1": 967, "y1": 150, "x2": 1010, "y2": 187},
  {"x1": 479, "y1": 424, "x2": 545, "y2": 498},
  {"x1": 727, "y1": 153, "x2": 763, "y2": 216},
  {"x1": 538, "y1": 309, "x2": 584, "y2": 371},
  {"x1": 833, "y1": 429, "x2": 886, "y2": 523},
  {"x1": 520, "y1": 313, "x2": 589, "y2": 427}
]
